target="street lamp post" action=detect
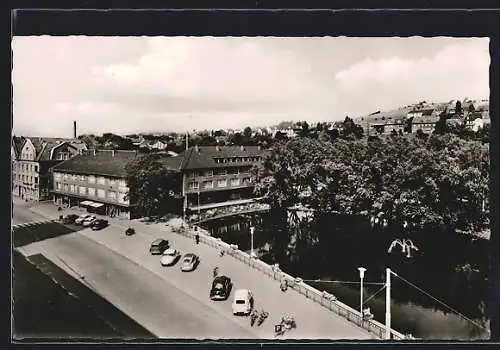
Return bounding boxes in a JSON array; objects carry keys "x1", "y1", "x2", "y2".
[
  {"x1": 385, "y1": 268, "x2": 392, "y2": 340},
  {"x1": 250, "y1": 226, "x2": 255, "y2": 258},
  {"x1": 358, "y1": 267, "x2": 366, "y2": 317}
]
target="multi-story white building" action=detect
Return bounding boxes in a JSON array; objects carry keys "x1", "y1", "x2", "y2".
[
  {"x1": 11, "y1": 137, "x2": 86, "y2": 201},
  {"x1": 51, "y1": 150, "x2": 136, "y2": 218}
]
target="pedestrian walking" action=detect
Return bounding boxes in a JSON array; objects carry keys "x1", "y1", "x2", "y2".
[{"x1": 195, "y1": 233, "x2": 200, "y2": 245}]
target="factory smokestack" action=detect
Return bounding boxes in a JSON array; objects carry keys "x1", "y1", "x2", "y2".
[{"x1": 73, "y1": 121, "x2": 77, "y2": 139}]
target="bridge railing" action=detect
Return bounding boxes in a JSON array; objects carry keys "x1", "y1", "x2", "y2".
[{"x1": 172, "y1": 225, "x2": 407, "y2": 340}]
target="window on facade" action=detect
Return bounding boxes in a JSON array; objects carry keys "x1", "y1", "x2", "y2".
[
  {"x1": 54, "y1": 172, "x2": 61, "y2": 180},
  {"x1": 80, "y1": 175, "x2": 86, "y2": 181},
  {"x1": 230, "y1": 178, "x2": 240, "y2": 187},
  {"x1": 63, "y1": 174, "x2": 69, "y2": 180},
  {"x1": 88, "y1": 175, "x2": 96, "y2": 184},
  {"x1": 242, "y1": 177, "x2": 251, "y2": 185},
  {"x1": 35, "y1": 177, "x2": 38, "y2": 184},
  {"x1": 56, "y1": 182, "x2": 61, "y2": 190},
  {"x1": 98, "y1": 177, "x2": 106, "y2": 185},
  {"x1": 217, "y1": 179, "x2": 227, "y2": 187},
  {"x1": 64, "y1": 184, "x2": 69, "y2": 192},
  {"x1": 188, "y1": 182, "x2": 199, "y2": 190},
  {"x1": 70, "y1": 184, "x2": 76, "y2": 193},
  {"x1": 108, "y1": 191, "x2": 117, "y2": 200},
  {"x1": 79, "y1": 186, "x2": 86, "y2": 195},
  {"x1": 205, "y1": 170, "x2": 213, "y2": 177},
  {"x1": 97, "y1": 189, "x2": 106, "y2": 198},
  {"x1": 88, "y1": 188, "x2": 96, "y2": 197},
  {"x1": 71, "y1": 175, "x2": 77, "y2": 181},
  {"x1": 202, "y1": 181, "x2": 213, "y2": 189},
  {"x1": 190, "y1": 171, "x2": 199, "y2": 178},
  {"x1": 227, "y1": 168, "x2": 238, "y2": 175},
  {"x1": 109, "y1": 178, "x2": 116, "y2": 186}
]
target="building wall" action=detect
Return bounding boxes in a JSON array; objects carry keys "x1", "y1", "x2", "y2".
[
  {"x1": 52, "y1": 171, "x2": 130, "y2": 207},
  {"x1": 183, "y1": 165, "x2": 255, "y2": 196},
  {"x1": 13, "y1": 140, "x2": 40, "y2": 200},
  {"x1": 12, "y1": 141, "x2": 80, "y2": 201}
]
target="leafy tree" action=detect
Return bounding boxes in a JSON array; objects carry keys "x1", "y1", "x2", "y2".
[
  {"x1": 214, "y1": 129, "x2": 227, "y2": 137},
  {"x1": 125, "y1": 154, "x2": 182, "y2": 218},
  {"x1": 243, "y1": 126, "x2": 253, "y2": 139},
  {"x1": 455, "y1": 100, "x2": 463, "y2": 116},
  {"x1": 274, "y1": 131, "x2": 288, "y2": 141},
  {"x1": 254, "y1": 133, "x2": 490, "y2": 264},
  {"x1": 228, "y1": 132, "x2": 243, "y2": 145},
  {"x1": 340, "y1": 117, "x2": 364, "y2": 139}
]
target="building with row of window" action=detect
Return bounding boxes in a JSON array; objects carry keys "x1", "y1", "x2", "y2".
[
  {"x1": 11, "y1": 137, "x2": 87, "y2": 201},
  {"x1": 49, "y1": 145, "x2": 266, "y2": 219},
  {"x1": 161, "y1": 145, "x2": 267, "y2": 216},
  {"x1": 51, "y1": 150, "x2": 137, "y2": 218}
]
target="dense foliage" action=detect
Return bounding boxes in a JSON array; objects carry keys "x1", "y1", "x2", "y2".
[
  {"x1": 253, "y1": 133, "x2": 490, "y2": 259},
  {"x1": 124, "y1": 154, "x2": 182, "y2": 217}
]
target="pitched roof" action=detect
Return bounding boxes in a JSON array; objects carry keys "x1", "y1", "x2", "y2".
[
  {"x1": 12, "y1": 136, "x2": 26, "y2": 158},
  {"x1": 52, "y1": 150, "x2": 138, "y2": 178},
  {"x1": 167, "y1": 146, "x2": 266, "y2": 171}
]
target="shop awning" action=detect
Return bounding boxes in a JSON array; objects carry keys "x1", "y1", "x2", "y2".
[
  {"x1": 80, "y1": 200, "x2": 93, "y2": 206},
  {"x1": 89, "y1": 202, "x2": 105, "y2": 208}
]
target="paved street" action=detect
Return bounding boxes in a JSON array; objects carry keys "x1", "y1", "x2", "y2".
[
  {"x1": 18, "y1": 234, "x2": 254, "y2": 339},
  {"x1": 12, "y1": 200, "x2": 50, "y2": 226},
  {"x1": 18, "y1": 201, "x2": 374, "y2": 340}
]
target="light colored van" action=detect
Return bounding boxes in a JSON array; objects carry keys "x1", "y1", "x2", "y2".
[{"x1": 232, "y1": 289, "x2": 254, "y2": 315}]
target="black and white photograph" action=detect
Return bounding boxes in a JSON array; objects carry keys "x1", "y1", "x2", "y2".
[{"x1": 11, "y1": 33, "x2": 492, "y2": 341}]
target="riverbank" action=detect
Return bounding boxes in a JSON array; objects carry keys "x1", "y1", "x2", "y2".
[
  {"x1": 308, "y1": 280, "x2": 490, "y2": 340},
  {"x1": 12, "y1": 250, "x2": 154, "y2": 340}
]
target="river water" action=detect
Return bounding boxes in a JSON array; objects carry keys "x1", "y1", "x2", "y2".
[{"x1": 200, "y1": 213, "x2": 491, "y2": 340}]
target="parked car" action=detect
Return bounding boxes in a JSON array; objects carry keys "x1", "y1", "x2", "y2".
[
  {"x1": 62, "y1": 214, "x2": 79, "y2": 224},
  {"x1": 232, "y1": 289, "x2": 254, "y2": 315},
  {"x1": 91, "y1": 219, "x2": 109, "y2": 230},
  {"x1": 180, "y1": 253, "x2": 200, "y2": 272},
  {"x1": 149, "y1": 239, "x2": 169, "y2": 255},
  {"x1": 75, "y1": 214, "x2": 92, "y2": 225},
  {"x1": 82, "y1": 215, "x2": 97, "y2": 227},
  {"x1": 160, "y1": 248, "x2": 181, "y2": 266},
  {"x1": 210, "y1": 275, "x2": 232, "y2": 301}
]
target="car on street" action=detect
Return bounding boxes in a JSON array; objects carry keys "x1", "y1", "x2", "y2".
[
  {"x1": 160, "y1": 248, "x2": 181, "y2": 266},
  {"x1": 91, "y1": 219, "x2": 109, "y2": 230},
  {"x1": 75, "y1": 214, "x2": 92, "y2": 225},
  {"x1": 180, "y1": 253, "x2": 200, "y2": 272},
  {"x1": 232, "y1": 289, "x2": 254, "y2": 316},
  {"x1": 210, "y1": 275, "x2": 232, "y2": 301},
  {"x1": 150, "y1": 239, "x2": 169, "y2": 255},
  {"x1": 62, "y1": 214, "x2": 79, "y2": 224},
  {"x1": 82, "y1": 215, "x2": 97, "y2": 227}
]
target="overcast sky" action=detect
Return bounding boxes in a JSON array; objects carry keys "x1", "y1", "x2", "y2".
[{"x1": 12, "y1": 36, "x2": 489, "y2": 137}]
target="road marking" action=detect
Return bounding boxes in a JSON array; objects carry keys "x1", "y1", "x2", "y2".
[{"x1": 12, "y1": 219, "x2": 56, "y2": 230}]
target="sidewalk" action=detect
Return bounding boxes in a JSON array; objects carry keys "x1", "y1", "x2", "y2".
[{"x1": 27, "y1": 201, "x2": 373, "y2": 339}]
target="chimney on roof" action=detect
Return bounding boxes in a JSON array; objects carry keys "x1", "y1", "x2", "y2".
[{"x1": 73, "y1": 121, "x2": 77, "y2": 139}]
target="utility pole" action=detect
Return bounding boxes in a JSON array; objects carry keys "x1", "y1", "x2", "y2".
[
  {"x1": 185, "y1": 132, "x2": 188, "y2": 151},
  {"x1": 385, "y1": 268, "x2": 392, "y2": 340}
]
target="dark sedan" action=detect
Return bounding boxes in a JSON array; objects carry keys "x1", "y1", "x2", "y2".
[
  {"x1": 91, "y1": 219, "x2": 109, "y2": 230},
  {"x1": 62, "y1": 214, "x2": 79, "y2": 224},
  {"x1": 210, "y1": 275, "x2": 232, "y2": 301}
]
